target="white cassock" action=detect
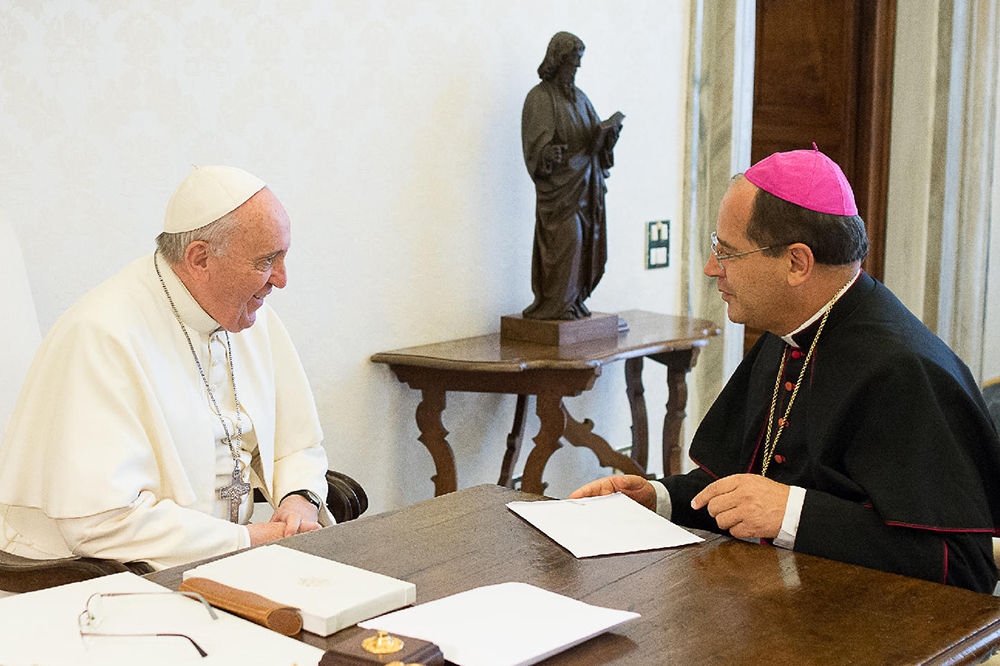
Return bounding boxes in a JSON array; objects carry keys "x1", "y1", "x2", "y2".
[{"x1": 0, "y1": 253, "x2": 332, "y2": 570}]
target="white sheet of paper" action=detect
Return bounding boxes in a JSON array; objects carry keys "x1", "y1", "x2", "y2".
[
  {"x1": 360, "y1": 582, "x2": 638, "y2": 666},
  {"x1": 506, "y1": 492, "x2": 703, "y2": 557},
  {"x1": 0, "y1": 572, "x2": 323, "y2": 666}
]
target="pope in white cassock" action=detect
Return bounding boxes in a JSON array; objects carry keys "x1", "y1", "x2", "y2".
[{"x1": 0, "y1": 166, "x2": 333, "y2": 570}]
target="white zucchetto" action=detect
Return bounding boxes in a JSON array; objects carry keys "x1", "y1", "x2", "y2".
[{"x1": 164, "y1": 165, "x2": 265, "y2": 233}]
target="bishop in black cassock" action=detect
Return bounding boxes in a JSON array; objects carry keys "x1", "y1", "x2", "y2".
[
  {"x1": 667, "y1": 269, "x2": 1000, "y2": 592},
  {"x1": 571, "y1": 147, "x2": 1000, "y2": 593}
]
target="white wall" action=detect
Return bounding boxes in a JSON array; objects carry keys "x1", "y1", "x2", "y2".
[{"x1": 0, "y1": 1, "x2": 692, "y2": 513}]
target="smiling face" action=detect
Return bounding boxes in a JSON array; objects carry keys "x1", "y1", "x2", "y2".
[
  {"x1": 704, "y1": 177, "x2": 790, "y2": 333},
  {"x1": 200, "y1": 188, "x2": 290, "y2": 332}
]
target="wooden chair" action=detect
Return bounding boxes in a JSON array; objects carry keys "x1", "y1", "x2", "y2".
[
  {"x1": 325, "y1": 470, "x2": 369, "y2": 524},
  {"x1": 0, "y1": 552, "x2": 155, "y2": 594}
]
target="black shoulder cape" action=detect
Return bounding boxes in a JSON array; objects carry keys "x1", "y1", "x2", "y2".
[{"x1": 665, "y1": 272, "x2": 1000, "y2": 592}]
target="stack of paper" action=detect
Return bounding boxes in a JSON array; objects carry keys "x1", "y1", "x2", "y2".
[
  {"x1": 182, "y1": 544, "x2": 416, "y2": 636},
  {"x1": 360, "y1": 582, "x2": 638, "y2": 666},
  {"x1": 0, "y1": 572, "x2": 323, "y2": 666},
  {"x1": 506, "y1": 492, "x2": 703, "y2": 557}
]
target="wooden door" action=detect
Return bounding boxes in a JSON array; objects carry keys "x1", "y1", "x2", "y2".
[{"x1": 746, "y1": 0, "x2": 895, "y2": 352}]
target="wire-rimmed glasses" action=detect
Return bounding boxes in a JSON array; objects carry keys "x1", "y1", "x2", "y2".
[
  {"x1": 78, "y1": 591, "x2": 218, "y2": 658},
  {"x1": 710, "y1": 231, "x2": 783, "y2": 270}
]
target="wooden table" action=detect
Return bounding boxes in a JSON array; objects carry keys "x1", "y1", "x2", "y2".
[
  {"x1": 148, "y1": 485, "x2": 1000, "y2": 665},
  {"x1": 371, "y1": 310, "x2": 720, "y2": 495}
]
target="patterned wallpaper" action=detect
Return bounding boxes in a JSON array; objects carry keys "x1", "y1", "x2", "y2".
[{"x1": 0, "y1": 0, "x2": 691, "y2": 512}]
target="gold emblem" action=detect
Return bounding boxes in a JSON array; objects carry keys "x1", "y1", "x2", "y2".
[{"x1": 362, "y1": 630, "x2": 404, "y2": 654}]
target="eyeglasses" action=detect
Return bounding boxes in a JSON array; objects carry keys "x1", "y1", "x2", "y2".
[
  {"x1": 78, "y1": 591, "x2": 218, "y2": 658},
  {"x1": 710, "y1": 231, "x2": 783, "y2": 270}
]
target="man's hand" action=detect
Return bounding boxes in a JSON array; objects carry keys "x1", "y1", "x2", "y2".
[
  {"x1": 247, "y1": 521, "x2": 287, "y2": 546},
  {"x1": 246, "y1": 495, "x2": 322, "y2": 546},
  {"x1": 691, "y1": 474, "x2": 789, "y2": 539},
  {"x1": 271, "y1": 494, "x2": 322, "y2": 538},
  {"x1": 568, "y1": 474, "x2": 656, "y2": 512}
]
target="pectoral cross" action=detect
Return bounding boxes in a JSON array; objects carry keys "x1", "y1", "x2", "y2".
[{"x1": 220, "y1": 465, "x2": 251, "y2": 523}]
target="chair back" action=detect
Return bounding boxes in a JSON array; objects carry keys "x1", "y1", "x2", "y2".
[{"x1": 0, "y1": 210, "x2": 41, "y2": 433}]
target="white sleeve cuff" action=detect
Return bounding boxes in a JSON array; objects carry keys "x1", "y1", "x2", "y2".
[
  {"x1": 54, "y1": 492, "x2": 253, "y2": 570},
  {"x1": 773, "y1": 485, "x2": 806, "y2": 549},
  {"x1": 652, "y1": 480, "x2": 672, "y2": 519},
  {"x1": 236, "y1": 524, "x2": 251, "y2": 550}
]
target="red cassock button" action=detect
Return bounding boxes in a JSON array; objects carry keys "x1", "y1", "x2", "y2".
[
  {"x1": 784, "y1": 381, "x2": 794, "y2": 391},
  {"x1": 791, "y1": 350, "x2": 804, "y2": 359},
  {"x1": 774, "y1": 454, "x2": 786, "y2": 464}
]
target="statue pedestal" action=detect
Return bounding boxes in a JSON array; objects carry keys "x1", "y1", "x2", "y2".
[{"x1": 500, "y1": 312, "x2": 620, "y2": 346}]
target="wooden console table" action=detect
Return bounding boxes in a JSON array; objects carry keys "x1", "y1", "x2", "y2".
[{"x1": 371, "y1": 310, "x2": 719, "y2": 495}]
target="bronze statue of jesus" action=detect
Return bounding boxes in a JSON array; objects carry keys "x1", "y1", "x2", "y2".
[{"x1": 521, "y1": 32, "x2": 622, "y2": 320}]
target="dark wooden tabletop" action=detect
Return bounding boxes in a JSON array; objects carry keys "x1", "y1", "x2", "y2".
[
  {"x1": 148, "y1": 485, "x2": 1000, "y2": 665},
  {"x1": 370, "y1": 309, "x2": 719, "y2": 372}
]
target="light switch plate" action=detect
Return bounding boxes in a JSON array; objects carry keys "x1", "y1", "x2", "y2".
[{"x1": 646, "y1": 220, "x2": 669, "y2": 269}]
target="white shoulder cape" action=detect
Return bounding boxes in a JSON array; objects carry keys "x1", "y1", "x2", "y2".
[{"x1": 0, "y1": 254, "x2": 327, "y2": 519}]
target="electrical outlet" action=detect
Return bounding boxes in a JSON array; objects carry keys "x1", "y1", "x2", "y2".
[{"x1": 645, "y1": 220, "x2": 669, "y2": 269}]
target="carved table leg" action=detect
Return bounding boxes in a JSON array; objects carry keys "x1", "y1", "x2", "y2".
[
  {"x1": 624, "y1": 356, "x2": 649, "y2": 472},
  {"x1": 415, "y1": 388, "x2": 456, "y2": 496},
  {"x1": 563, "y1": 404, "x2": 647, "y2": 478},
  {"x1": 520, "y1": 394, "x2": 566, "y2": 495},
  {"x1": 650, "y1": 348, "x2": 697, "y2": 476},
  {"x1": 498, "y1": 394, "x2": 529, "y2": 488}
]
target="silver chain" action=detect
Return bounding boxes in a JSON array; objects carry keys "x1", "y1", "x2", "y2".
[{"x1": 153, "y1": 253, "x2": 244, "y2": 466}]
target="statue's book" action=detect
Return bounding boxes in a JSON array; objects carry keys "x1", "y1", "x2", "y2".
[
  {"x1": 595, "y1": 111, "x2": 625, "y2": 153},
  {"x1": 601, "y1": 110, "x2": 625, "y2": 130},
  {"x1": 182, "y1": 544, "x2": 416, "y2": 636}
]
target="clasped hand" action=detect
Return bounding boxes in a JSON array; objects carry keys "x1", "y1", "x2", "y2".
[{"x1": 247, "y1": 494, "x2": 322, "y2": 546}]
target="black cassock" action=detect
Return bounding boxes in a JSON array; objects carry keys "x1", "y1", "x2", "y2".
[{"x1": 665, "y1": 271, "x2": 1000, "y2": 593}]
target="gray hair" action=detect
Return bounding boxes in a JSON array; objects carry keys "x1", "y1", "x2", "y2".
[{"x1": 155, "y1": 208, "x2": 241, "y2": 265}]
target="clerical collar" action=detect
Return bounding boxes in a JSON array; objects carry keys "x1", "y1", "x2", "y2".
[
  {"x1": 780, "y1": 269, "x2": 861, "y2": 348},
  {"x1": 153, "y1": 252, "x2": 223, "y2": 336}
]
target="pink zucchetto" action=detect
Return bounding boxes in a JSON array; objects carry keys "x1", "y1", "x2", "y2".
[
  {"x1": 164, "y1": 165, "x2": 265, "y2": 233},
  {"x1": 744, "y1": 145, "x2": 858, "y2": 216}
]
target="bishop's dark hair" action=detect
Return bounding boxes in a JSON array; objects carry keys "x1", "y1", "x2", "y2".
[{"x1": 743, "y1": 178, "x2": 869, "y2": 265}]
